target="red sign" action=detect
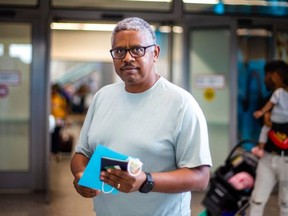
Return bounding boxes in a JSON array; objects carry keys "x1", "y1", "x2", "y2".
[{"x1": 0, "y1": 84, "x2": 9, "y2": 98}]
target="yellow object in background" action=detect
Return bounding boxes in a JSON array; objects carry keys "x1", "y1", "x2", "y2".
[{"x1": 204, "y1": 88, "x2": 215, "y2": 101}]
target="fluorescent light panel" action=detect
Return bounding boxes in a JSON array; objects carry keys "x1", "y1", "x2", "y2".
[
  {"x1": 50, "y1": 23, "x2": 116, "y2": 31},
  {"x1": 51, "y1": 22, "x2": 182, "y2": 33},
  {"x1": 124, "y1": 0, "x2": 171, "y2": 1},
  {"x1": 172, "y1": 26, "x2": 183, "y2": 33},
  {"x1": 237, "y1": 28, "x2": 272, "y2": 36},
  {"x1": 183, "y1": 0, "x2": 218, "y2": 4}
]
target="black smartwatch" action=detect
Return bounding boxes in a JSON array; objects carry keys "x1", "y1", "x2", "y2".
[{"x1": 139, "y1": 172, "x2": 154, "y2": 193}]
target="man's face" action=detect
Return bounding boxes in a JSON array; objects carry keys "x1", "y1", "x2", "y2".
[{"x1": 111, "y1": 30, "x2": 160, "y2": 92}]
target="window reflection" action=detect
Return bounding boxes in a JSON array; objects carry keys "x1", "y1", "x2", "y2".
[{"x1": 9, "y1": 44, "x2": 32, "y2": 64}]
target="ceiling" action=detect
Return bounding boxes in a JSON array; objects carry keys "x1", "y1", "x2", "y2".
[{"x1": 0, "y1": 0, "x2": 287, "y2": 17}]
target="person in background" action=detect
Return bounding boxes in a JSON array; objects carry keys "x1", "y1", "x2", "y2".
[
  {"x1": 249, "y1": 60, "x2": 288, "y2": 216},
  {"x1": 49, "y1": 114, "x2": 56, "y2": 133},
  {"x1": 70, "y1": 17, "x2": 212, "y2": 216},
  {"x1": 71, "y1": 84, "x2": 90, "y2": 114},
  {"x1": 51, "y1": 83, "x2": 69, "y2": 157}
]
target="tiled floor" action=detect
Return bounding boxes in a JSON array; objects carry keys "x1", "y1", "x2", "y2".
[
  {"x1": 0, "y1": 153, "x2": 280, "y2": 216},
  {"x1": 0, "y1": 154, "x2": 206, "y2": 216},
  {"x1": 0, "y1": 119, "x2": 281, "y2": 216},
  {"x1": 0, "y1": 155, "x2": 95, "y2": 216}
]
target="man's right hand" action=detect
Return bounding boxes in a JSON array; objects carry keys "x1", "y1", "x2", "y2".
[{"x1": 73, "y1": 172, "x2": 101, "y2": 198}]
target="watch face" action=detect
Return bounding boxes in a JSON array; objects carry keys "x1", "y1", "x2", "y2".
[
  {"x1": 139, "y1": 173, "x2": 154, "y2": 193},
  {"x1": 142, "y1": 181, "x2": 153, "y2": 192}
]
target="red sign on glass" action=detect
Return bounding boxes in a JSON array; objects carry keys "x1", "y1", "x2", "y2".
[{"x1": 0, "y1": 84, "x2": 9, "y2": 98}]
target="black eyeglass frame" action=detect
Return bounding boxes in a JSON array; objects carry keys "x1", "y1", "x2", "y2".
[{"x1": 109, "y1": 44, "x2": 156, "y2": 59}]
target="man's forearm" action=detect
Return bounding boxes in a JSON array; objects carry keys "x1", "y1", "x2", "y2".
[
  {"x1": 70, "y1": 153, "x2": 89, "y2": 177},
  {"x1": 151, "y1": 166, "x2": 210, "y2": 193}
]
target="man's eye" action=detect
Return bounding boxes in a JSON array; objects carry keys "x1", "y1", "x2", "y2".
[
  {"x1": 131, "y1": 47, "x2": 143, "y2": 53},
  {"x1": 115, "y1": 49, "x2": 126, "y2": 54}
]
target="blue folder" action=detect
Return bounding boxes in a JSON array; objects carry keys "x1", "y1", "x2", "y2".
[{"x1": 78, "y1": 144, "x2": 129, "y2": 194}]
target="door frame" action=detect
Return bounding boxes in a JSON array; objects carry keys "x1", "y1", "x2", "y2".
[
  {"x1": 0, "y1": 12, "x2": 50, "y2": 192},
  {"x1": 182, "y1": 16, "x2": 238, "y2": 148}
]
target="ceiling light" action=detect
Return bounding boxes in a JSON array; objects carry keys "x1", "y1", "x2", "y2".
[
  {"x1": 124, "y1": 0, "x2": 171, "y2": 1},
  {"x1": 50, "y1": 23, "x2": 116, "y2": 31},
  {"x1": 183, "y1": 0, "x2": 219, "y2": 4},
  {"x1": 172, "y1": 26, "x2": 183, "y2": 33},
  {"x1": 158, "y1": 26, "x2": 171, "y2": 33},
  {"x1": 237, "y1": 28, "x2": 272, "y2": 36},
  {"x1": 223, "y1": 0, "x2": 267, "y2": 6}
]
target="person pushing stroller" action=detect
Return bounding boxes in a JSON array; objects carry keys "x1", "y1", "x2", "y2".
[{"x1": 249, "y1": 60, "x2": 288, "y2": 216}]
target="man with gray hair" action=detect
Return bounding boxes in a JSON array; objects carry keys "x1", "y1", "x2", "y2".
[{"x1": 71, "y1": 17, "x2": 212, "y2": 216}]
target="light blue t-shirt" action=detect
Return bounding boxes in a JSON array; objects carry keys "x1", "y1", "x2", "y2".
[{"x1": 76, "y1": 77, "x2": 212, "y2": 216}]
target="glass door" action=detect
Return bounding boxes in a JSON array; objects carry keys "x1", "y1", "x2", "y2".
[
  {"x1": 0, "y1": 23, "x2": 31, "y2": 173},
  {"x1": 0, "y1": 20, "x2": 49, "y2": 191},
  {"x1": 186, "y1": 19, "x2": 237, "y2": 170},
  {"x1": 0, "y1": 23, "x2": 32, "y2": 179}
]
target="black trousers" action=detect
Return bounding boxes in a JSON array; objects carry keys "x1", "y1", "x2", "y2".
[{"x1": 51, "y1": 125, "x2": 62, "y2": 154}]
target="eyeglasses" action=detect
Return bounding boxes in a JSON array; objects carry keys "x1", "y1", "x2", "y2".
[{"x1": 110, "y1": 44, "x2": 156, "y2": 59}]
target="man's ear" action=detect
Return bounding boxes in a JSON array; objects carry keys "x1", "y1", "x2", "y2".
[{"x1": 153, "y1": 45, "x2": 160, "y2": 62}]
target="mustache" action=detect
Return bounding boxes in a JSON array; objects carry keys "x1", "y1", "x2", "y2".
[{"x1": 120, "y1": 63, "x2": 139, "y2": 71}]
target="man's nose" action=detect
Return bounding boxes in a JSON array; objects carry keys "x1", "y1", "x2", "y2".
[{"x1": 123, "y1": 50, "x2": 135, "y2": 61}]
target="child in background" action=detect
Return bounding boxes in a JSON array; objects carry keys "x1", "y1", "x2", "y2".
[{"x1": 252, "y1": 61, "x2": 288, "y2": 157}]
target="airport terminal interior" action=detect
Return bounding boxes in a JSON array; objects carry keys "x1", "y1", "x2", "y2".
[{"x1": 0, "y1": 0, "x2": 288, "y2": 215}]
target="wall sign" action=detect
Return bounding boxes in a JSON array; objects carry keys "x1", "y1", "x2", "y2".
[
  {"x1": 194, "y1": 74, "x2": 225, "y2": 89},
  {"x1": 0, "y1": 70, "x2": 21, "y2": 85}
]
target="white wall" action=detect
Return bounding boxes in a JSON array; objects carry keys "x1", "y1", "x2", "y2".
[{"x1": 51, "y1": 30, "x2": 113, "y2": 62}]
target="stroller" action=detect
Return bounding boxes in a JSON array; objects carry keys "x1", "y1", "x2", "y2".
[{"x1": 201, "y1": 139, "x2": 259, "y2": 216}]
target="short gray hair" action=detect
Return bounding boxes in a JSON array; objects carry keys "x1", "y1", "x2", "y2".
[{"x1": 111, "y1": 17, "x2": 156, "y2": 45}]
